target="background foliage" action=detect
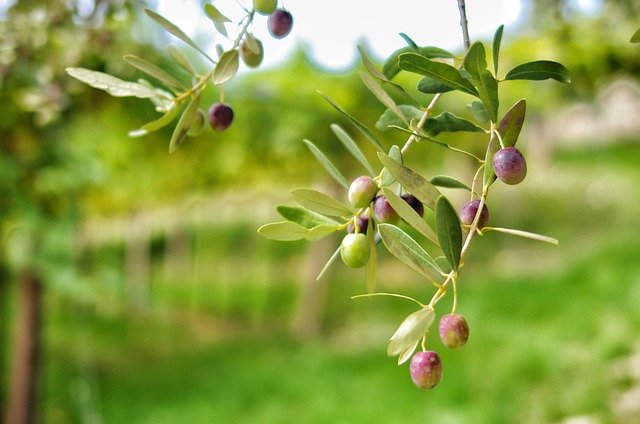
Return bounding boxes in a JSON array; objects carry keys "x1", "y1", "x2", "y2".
[{"x1": 2, "y1": 0, "x2": 640, "y2": 423}]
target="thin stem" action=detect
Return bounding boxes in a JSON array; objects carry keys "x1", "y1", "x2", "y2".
[{"x1": 457, "y1": 0, "x2": 472, "y2": 50}]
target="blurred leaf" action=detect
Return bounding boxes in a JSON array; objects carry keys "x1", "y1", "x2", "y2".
[
  {"x1": 186, "y1": 109, "x2": 205, "y2": 136},
  {"x1": 66, "y1": 68, "x2": 160, "y2": 98},
  {"x1": 303, "y1": 139, "x2": 349, "y2": 189},
  {"x1": 435, "y1": 195, "x2": 462, "y2": 272},
  {"x1": 417, "y1": 76, "x2": 455, "y2": 94},
  {"x1": 365, "y1": 219, "x2": 377, "y2": 293},
  {"x1": 167, "y1": 45, "x2": 197, "y2": 76},
  {"x1": 399, "y1": 33, "x2": 420, "y2": 51},
  {"x1": 316, "y1": 246, "x2": 342, "y2": 280},
  {"x1": 504, "y1": 60, "x2": 571, "y2": 83},
  {"x1": 381, "y1": 187, "x2": 439, "y2": 246},
  {"x1": 204, "y1": 3, "x2": 231, "y2": 37},
  {"x1": 258, "y1": 221, "x2": 308, "y2": 241},
  {"x1": 498, "y1": 99, "x2": 526, "y2": 147},
  {"x1": 398, "y1": 53, "x2": 478, "y2": 96},
  {"x1": 435, "y1": 256, "x2": 453, "y2": 274},
  {"x1": 318, "y1": 91, "x2": 384, "y2": 151},
  {"x1": 482, "y1": 227, "x2": 559, "y2": 245},
  {"x1": 169, "y1": 91, "x2": 201, "y2": 153},
  {"x1": 357, "y1": 46, "x2": 389, "y2": 81},
  {"x1": 467, "y1": 101, "x2": 490, "y2": 123},
  {"x1": 144, "y1": 9, "x2": 214, "y2": 63},
  {"x1": 429, "y1": 175, "x2": 472, "y2": 191},
  {"x1": 631, "y1": 27, "x2": 640, "y2": 43},
  {"x1": 493, "y1": 25, "x2": 504, "y2": 73},
  {"x1": 378, "y1": 152, "x2": 440, "y2": 210},
  {"x1": 381, "y1": 145, "x2": 402, "y2": 186},
  {"x1": 483, "y1": 131, "x2": 500, "y2": 187},
  {"x1": 463, "y1": 42, "x2": 498, "y2": 122},
  {"x1": 276, "y1": 206, "x2": 339, "y2": 229},
  {"x1": 359, "y1": 71, "x2": 407, "y2": 126},
  {"x1": 212, "y1": 50, "x2": 239, "y2": 85},
  {"x1": 424, "y1": 112, "x2": 486, "y2": 136},
  {"x1": 375, "y1": 105, "x2": 423, "y2": 131},
  {"x1": 123, "y1": 55, "x2": 186, "y2": 91},
  {"x1": 129, "y1": 102, "x2": 184, "y2": 137},
  {"x1": 378, "y1": 224, "x2": 441, "y2": 282},
  {"x1": 305, "y1": 224, "x2": 341, "y2": 241},
  {"x1": 291, "y1": 188, "x2": 354, "y2": 217},
  {"x1": 383, "y1": 45, "x2": 453, "y2": 80},
  {"x1": 331, "y1": 124, "x2": 376, "y2": 176}
]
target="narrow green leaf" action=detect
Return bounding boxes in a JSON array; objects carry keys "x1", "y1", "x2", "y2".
[
  {"x1": 483, "y1": 131, "x2": 500, "y2": 187},
  {"x1": 399, "y1": 33, "x2": 420, "y2": 51},
  {"x1": 417, "y1": 76, "x2": 455, "y2": 94},
  {"x1": 383, "y1": 45, "x2": 453, "y2": 80},
  {"x1": 381, "y1": 188, "x2": 439, "y2": 246},
  {"x1": 381, "y1": 145, "x2": 402, "y2": 187},
  {"x1": 169, "y1": 91, "x2": 201, "y2": 153},
  {"x1": 66, "y1": 67, "x2": 160, "y2": 98},
  {"x1": 330, "y1": 124, "x2": 376, "y2": 176},
  {"x1": 316, "y1": 246, "x2": 342, "y2": 280},
  {"x1": 398, "y1": 53, "x2": 478, "y2": 96},
  {"x1": 435, "y1": 196, "x2": 462, "y2": 272},
  {"x1": 305, "y1": 224, "x2": 340, "y2": 241},
  {"x1": 203, "y1": 3, "x2": 231, "y2": 37},
  {"x1": 467, "y1": 101, "x2": 490, "y2": 123},
  {"x1": 303, "y1": 139, "x2": 349, "y2": 189},
  {"x1": 493, "y1": 25, "x2": 504, "y2": 74},
  {"x1": 359, "y1": 71, "x2": 407, "y2": 126},
  {"x1": 424, "y1": 112, "x2": 486, "y2": 137},
  {"x1": 290, "y1": 188, "x2": 354, "y2": 217},
  {"x1": 429, "y1": 175, "x2": 472, "y2": 191},
  {"x1": 167, "y1": 45, "x2": 197, "y2": 76},
  {"x1": 631, "y1": 27, "x2": 640, "y2": 43},
  {"x1": 365, "y1": 219, "x2": 377, "y2": 293},
  {"x1": 378, "y1": 224, "x2": 442, "y2": 281},
  {"x1": 129, "y1": 103, "x2": 184, "y2": 137},
  {"x1": 357, "y1": 46, "x2": 389, "y2": 81},
  {"x1": 377, "y1": 152, "x2": 440, "y2": 210},
  {"x1": 463, "y1": 42, "x2": 498, "y2": 122},
  {"x1": 498, "y1": 99, "x2": 526, "y2": 147},
  {"x1": 258, "y1": 221, "x2": 308, "y2": 241},
  {"x1": 482, "y1": 227, "x2": 559, "y2": 245},
  {"x1": 212, "y1": 50, "x2": 239, "y2": 85},
  {"x1": 504, "y1": 60, "x2": 571, "y2": 83},
  {"x1": 375, "y1": 105, "x2": 423, "y2": 132},
  {"x1": 144, "y1": 9, "x2": 214, "y2": 63},
  {"x1": 276, "y1": 206, "x2": 339, "y2": 229},
  {"x1": 318, "y1": 91, "x2": 384, "y2": 151},
  {"x1": 123, "y1": 55, "x2": 186, "y2": 91}
]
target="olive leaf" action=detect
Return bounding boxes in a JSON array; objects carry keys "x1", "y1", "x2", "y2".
[
  {"x1": 380, "y1": 146, "x2": 402, "y2": 187},
  {"x1": 330, "y1": 124, "x2": 376, "y2": 176},
  {"x1": 144, "y1": 9, "x2": 214, "y2": 63},
  {"x1": 204, "y1": 3, "x2": 231, "y2": 37},
  {"x1": 381, "y1": 187, "x2": 439, "y2": 247},
  {"x1": 303, "y1": 139, "x2": 349, "y2": 189},
  {"x1": 429, "y1": 175, "x2": 472, "y2": 192},
  {"x1": 378, "y1": 152, "x2": 440, "y2": 210},
  {"x1": 66, "y1": 68, "x2": 161, "y2": 98},
  {"x1": 492, "y1": 25, "x2": 504, "y2": 74},
  {"x1": 398, "y1": 53, "x2": 478, "y2": 96},
  {"x1": 383, "y1": 44, "x2": 453, "y2": 80},
  {"x1": 424, "y1": 112, "x2": 486, "y2": 136},
  {"x1": 365, "y1": 219, "x2": 377, "y2": 293},
  {"x1": 123, "y1": 55, "x2": 186, "y2": 91},
  {"x1": 290, "y1": 188, "x2": 354, "y2": 217},
  {"x1": 128, "y1": 103, "x2": 184, "y2": 137},
  {"x1": 467, "y1": 101, "x2": 490, "y2": 123},
  {"x1": 463, "y1": 42, "x2": 499, "y2": 122},
  {"x1": 167, "y1": 45, "x2": 197, "y2": 76},
  {"x1": 498, "y1": 99, "x2": 526, "y2": 147},
  {"x1": 318, "y1": 91, "x2": 384, "y2": 151},
  {"x1": 276, "y1": 206, "x2": 339, "y2": 229},
  {"x1": 378, "y1": 224, "x2": 442, "y2": 282},
  {"x1": 504, "y1": 60, "x2": 571, "y2": 83},
  {"x1": 169, "y1": 91, "x2": 201, "y2": 153},
  {"x1": 375, "y1": 105, "x2": 423, "y2": 132},
  {"x1": 359, "y1": 71, "x2": 408, "y2": 126},
  {"x1": 212, "y1": 50, "x2": 239, "y2": 85},
  {"x1": 257, "y1": 221, "x2": 308, "y2": 241},
  {"x1": 435, "y1": 195, "x2": 462, "y2": 272}
]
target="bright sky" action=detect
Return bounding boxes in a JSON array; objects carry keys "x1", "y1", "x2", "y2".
[{"x1": 158, "y1": 0, "x2": 525, "y2": 71}]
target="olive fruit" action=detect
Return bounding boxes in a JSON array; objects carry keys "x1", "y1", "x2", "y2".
[
  {"x1": 208, "y1": 102, "x2": 234, "y2": 131},
  {"x1": 347, "y1": 215, "x2": 370, "y2": 235},
  {"x1": 492, "y1": 146, "x2": 527, "y2": 185},
  {"x1": 340, "y1": 233, "x2": 370, "y2": 268},
  {"x1": 459, "y1": 200, "x2": 489, "y2": 228},
  {"x1": 240, "y1": 37, "x2": 264, "y2": 68},
  {"x1": 268, "y1": 9, "x2": 293, "y2": 39},
  {"x1": 438, "y1": 314, "x2": 470, "y2": 349},
  {"x1": 253, "y1": 0, "x2": 277, "y2": 15},
  {"x1": 373, "y1": 195, "x2": 400, "y2": 225},
  {"x1": 348, "y1": 176, "x2": 377, "y2": 208},
  {"x1": 401, "y1": 194, "x2": 424, "y2": 217},
  {"x1": 409, "y1": 351, "x2": 443, "y2": 390}
]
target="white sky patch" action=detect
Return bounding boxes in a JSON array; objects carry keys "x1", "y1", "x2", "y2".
[{"x1": 157, "y1": 0, "x2": 524, "y2": 72}]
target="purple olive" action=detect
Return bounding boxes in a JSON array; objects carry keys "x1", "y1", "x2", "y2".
[
  {"x1": 208, "y1": 102, "x2": 234, "y2": 131},
  {"x1": 410, "y1": 351, "x2": 443, "y2": 390},
  {"x1": 373, "y1": 195, "x2": 399, "y2": 225},
  {"x1": 268, "y1": 9, "x2": 293, "y2": 39},
  {"x1": 438, "y1": 314, "x2": 470, "y2": 349},
  {"x1": 459, "y1": 200, "x2": 489, "y2": 228},
  {"x1": 492, "y1": 146, "x2": 527, "y2": 185},
  {"x1": 401, "y1": 194, "x2": 424, "y2": 217}
]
